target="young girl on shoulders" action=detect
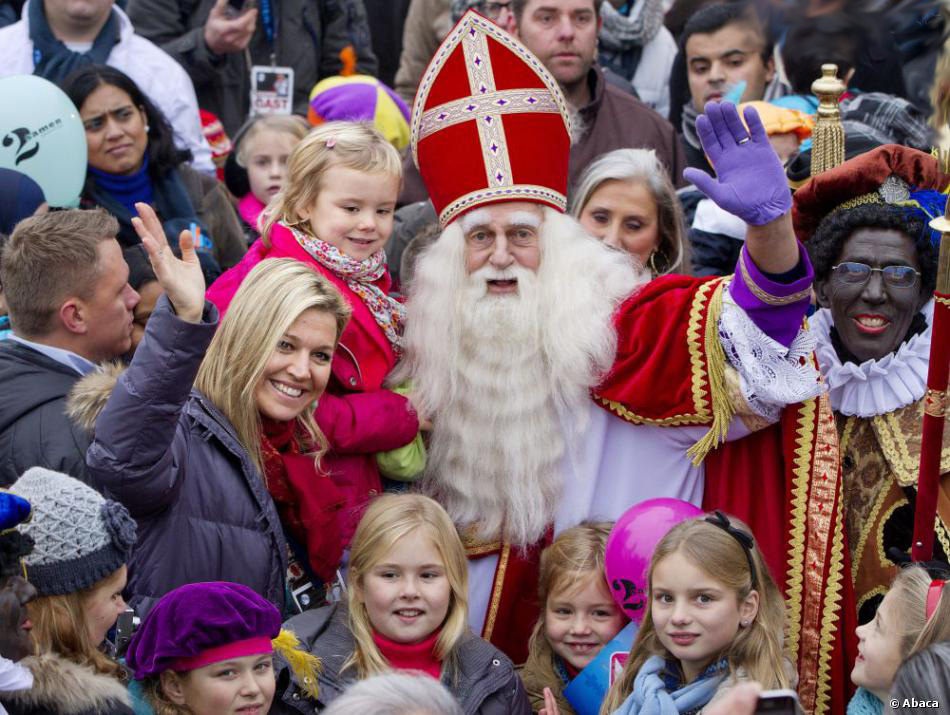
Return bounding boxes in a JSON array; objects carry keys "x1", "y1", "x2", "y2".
[
  {"x1": 271, "y1": 494, "x2": 531, "y2": 715},
  {"x1": 207, "y1": 122, "x2": 423, "y2": 563},
  {"x1": 597, "y1": 513, "x2": 790, "y2": 715},
  {"x1": 847, "y1": 565, "x2": 950, "y2": 714},
  {"x1": 227, "y1": 115, "x2": 310, "y2": 245},
  {"x1": 523, "y1": 522, "x2": 626, "y2": 714}
]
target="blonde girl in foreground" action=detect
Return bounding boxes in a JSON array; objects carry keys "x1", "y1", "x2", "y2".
[
  {"x1": 596, "y1": 512, "x2": 790, "y2": 715},
  {"x1": 271, "y1": 494, "x2": 530, "y2": 714}
]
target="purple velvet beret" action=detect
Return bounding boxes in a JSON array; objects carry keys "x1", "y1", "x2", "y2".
[{"x1": 126, "y1": 582, "x2": 281, "y2": 680}]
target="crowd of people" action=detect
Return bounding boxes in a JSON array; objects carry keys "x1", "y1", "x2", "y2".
[{"x1": 1, "y1": 0, "x2": 949, "y2": 713}]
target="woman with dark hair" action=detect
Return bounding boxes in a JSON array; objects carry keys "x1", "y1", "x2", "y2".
[{"x1": 61, "y1": 65, "x2": 246, "y2": 276}]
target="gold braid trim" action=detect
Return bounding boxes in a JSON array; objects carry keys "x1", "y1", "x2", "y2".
[
  {"x1": 936, "y1": 295, "x2": 950, "y2": 307},
  {"x1": 784, "y1": 398, "x2": 815, "y2": 666},
  {"x1": 835, "y1": 192, "x2": 881, "y2": 213},
  {"x1": 739, "y1": 251, "x2": 813, "y2": 306},
  {"x1": 937, "y1": 518, "x2": 950, "y2": 557},
  {"x1": 856, "y1": 585, "x2": 889, "y2": 618},
  {"x1": 815, "y1": 479, "x2": 845, "y2": 715},
  {"x1": 481, "y1": 543, "x2": 510, "y2": 641},
  {"x1": 687, "y1": 280, "x2": 735, "y2": 465}
]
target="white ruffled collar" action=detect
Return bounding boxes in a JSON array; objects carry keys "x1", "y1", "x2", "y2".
[{"x1": 811, "y1": 300, "x2": 933, "y2": 417}]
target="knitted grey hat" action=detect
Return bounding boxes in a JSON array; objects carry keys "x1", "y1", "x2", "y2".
[{"x1": 10, "y1": 467, "x2": 137, "y2": 596}]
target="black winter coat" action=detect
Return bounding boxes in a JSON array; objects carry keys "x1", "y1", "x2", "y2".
[
  {"x1": 271, "y1": 604, "x2": 532, "y2": 715},
  {"x1": 85, "y1": 296, "x2": 288, "y2": 617},
  {"x1": 0, "y1": 340, "x2": 88, "y2": 487},
  {"x1": 0, "y1": 654, "x2": 134, "y2": 715}
]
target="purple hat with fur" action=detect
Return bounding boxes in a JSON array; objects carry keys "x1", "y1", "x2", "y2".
[{"x1": 126, "y1": 582, "x2": 281, "y2": 679}]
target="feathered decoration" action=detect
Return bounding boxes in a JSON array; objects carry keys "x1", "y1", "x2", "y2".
[
  {"x1": 272, "y1": 629, "x2": 321, "y2": 700},
  {"x1": 902, "y1": 188, "x2": 950, "y2": 247}
]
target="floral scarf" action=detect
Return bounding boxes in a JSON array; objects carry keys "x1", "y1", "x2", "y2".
[{"x1": 285, "y1": 223, "x2": 405, "y2": 354}]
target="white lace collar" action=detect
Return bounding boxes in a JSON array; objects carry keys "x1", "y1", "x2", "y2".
[{"x1": 811, "y1": 299, "x2": 933, "y2": 417}]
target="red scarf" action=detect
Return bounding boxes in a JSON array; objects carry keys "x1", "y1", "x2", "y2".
[
  {"x1": 371, "y1": 628, "x2": 442, "y2": 679},
  {"x1": 260, "y1": 418, "x2": 344, "y2": 582}
]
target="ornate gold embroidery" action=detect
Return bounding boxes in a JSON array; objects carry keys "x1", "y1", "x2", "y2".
[
  {"x1": 875, "y1": 498, "x2": 907, "y2": 573},
  {"x1": 937, "y1": 518, "x2": 950, "y2": 557},
  {"x1": 924, "y1": 388, "x2": 947, "y2": 417},
  {"x1": 935, "y1": 294, "x2": 950, "y2": 307},
  {"x1": 784, "y1": 397, "x2": 815, "y2": 665},
  {"x1": 850, "y1": 466, "x2": 894, "y2": 583},
  {"x1": 439, "y1": 185, "x2": 567, "y2": 227},
  {"x1": 481, "y1": 543, "x2": 510, "y2": 641},
  {"x1": 804, "y1": 393, "x2": 844, "y2": 715},
  {"x1": 856, "y1": 585, "x2": 888, "y2": 617},
  {"x1": 594, "y1": 277, "x2": 730, "y2": 428},
  {"x1": 738, "y1": 250, "x2": 813, "y2": 306}
]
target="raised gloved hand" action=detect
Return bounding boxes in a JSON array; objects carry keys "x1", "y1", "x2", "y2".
[{"x1": 683, "y1": 102, "x2": 792, "y2": 226}]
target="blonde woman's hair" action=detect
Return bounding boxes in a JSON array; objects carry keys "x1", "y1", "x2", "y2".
[
  {"x1": 260, "y1": 121, "x2": 403, "y2": 245},
  {"x1": 344, "y1": 494, "x2": 469, "y2": 679},
  {"x1": 570, "y1": 149, "x2": 690, "y2": 277},
  {"x1": 235, "y1": 114, "x2": 310, "y2": 168},
  {"x1": 885, "y1": 565, "x2": 950, "y2": 659},
  {"x1": 194, "y1": 258, "x2": 351, "y2": 475},
  {"x1": 525, "y1": 522, "x2": 619, "y2": 698},
  {"x1": 27, "y1": 572, "x2": 126, "y2": 680},
  {"x1": 600, "y1": 516, "x2": 789, "y2": 713}
]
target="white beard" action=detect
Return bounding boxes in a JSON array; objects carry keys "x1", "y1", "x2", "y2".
[{"x1": 393, "y1": 208, "x2": 646, "y2": 546}]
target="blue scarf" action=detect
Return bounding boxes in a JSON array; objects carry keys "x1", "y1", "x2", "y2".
[
  {"x1": 847, "y1": 688, "x2": 883, "y2": 715},
  {"x1": 89, "y1": 155, "x2": 153, "y2": 217},
  {"x1": 28, "y1": 0, "x2": 119, "y2": 84},
  {"x1": 610, "y1": 656, "x2": 728, "y2": 715}
]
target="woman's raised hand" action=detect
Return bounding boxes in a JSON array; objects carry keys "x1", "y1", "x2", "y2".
[{"x1": 132, "y1": 203, "x2": 206, "y2": 324}]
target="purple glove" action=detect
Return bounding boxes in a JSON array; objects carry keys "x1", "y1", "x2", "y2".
[{"x1": 682, "y1": 102, "x2": 792, "y2": 226}]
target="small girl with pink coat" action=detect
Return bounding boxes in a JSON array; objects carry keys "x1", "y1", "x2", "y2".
[{"x1": 207, "y1": 121, "x2": 423, "y2": 576}]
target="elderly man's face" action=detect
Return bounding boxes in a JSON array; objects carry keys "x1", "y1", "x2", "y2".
[
  {"x1": 460, "y1": 202, "x2": 543, "y2": 293},
  {"x1": 685, "y1": 22, "x2": 774, "y2": 111},
  {"x1": 515, "y1": 0, "x2": 600, "y2": 91},
  {"x1": 0, "y1": 575, "x2": 36, "y2": 662},
  {"x1": 815, "y1": 228, "x2": 927, "y2": 363}
]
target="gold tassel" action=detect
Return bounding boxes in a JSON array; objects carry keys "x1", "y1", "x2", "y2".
[
  {"x1": 272, "y1": 629, "x2": 321, "y2": 700},
  {"x1": 686, "y1": 282, "x2": 735, "y2": 466},
  {"x1": 810, "y1": 64, "x2": 847, "y2": 178}
]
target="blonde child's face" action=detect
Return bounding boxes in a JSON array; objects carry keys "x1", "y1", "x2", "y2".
[
  {"x1": 163, "y1": 654, "x2": 275, "y2": 715},
  {"x1": 852, "y1": 590, "x2": 904, "y2": 700},
  {"x1": 357, "y1": 528, "x2": 452, "y2": 645},
  {"x1": 650, "y1": 551, "x2": 759, "y2": 684},
  {"x1": 297, "y1": 165, "x2": 400, "y2": 262},
  {"x1": 544, "y1": 572, "x2": 625, "y2": 671},
  {"x1": 245, "y1": 130, "x2": 298, "y2": 206}
]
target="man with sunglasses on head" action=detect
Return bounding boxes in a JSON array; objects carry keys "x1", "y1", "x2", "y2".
[{"x1": 796, "y1": 144, "x2": 950, "y2": 626}]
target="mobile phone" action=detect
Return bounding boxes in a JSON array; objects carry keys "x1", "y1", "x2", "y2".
[
  {"x1": 108, "y1": 607, "x2": 138, "y2": 659},
  {"x1": 755, "y1": 689, "x2": 804, "y2": 715}
]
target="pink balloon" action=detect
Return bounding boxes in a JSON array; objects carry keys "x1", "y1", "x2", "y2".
[{"x1": 604, "y1": 498, "x2": 704, "y2": 623}]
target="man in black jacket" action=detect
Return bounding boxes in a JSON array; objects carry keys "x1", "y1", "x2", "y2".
[{"x1": 0, "y1": 209, "x2": 139, "y2": 486}]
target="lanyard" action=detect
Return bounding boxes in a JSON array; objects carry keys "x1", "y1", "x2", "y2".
[{"x1": 258, "y1": 0, "x2": 275, "y2": 50}]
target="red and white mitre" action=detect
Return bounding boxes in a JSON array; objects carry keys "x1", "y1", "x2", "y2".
[{"x1": 410, "y1": 10, "x2": 572, "y2": 227}]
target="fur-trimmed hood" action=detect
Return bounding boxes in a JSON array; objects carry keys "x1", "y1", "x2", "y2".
[
  {"x1": 1, "y1": 653, "x2": 132, "y2": 714},
  {"x1": 66, "y1": 363, "x2": 126, "y2": 433}
]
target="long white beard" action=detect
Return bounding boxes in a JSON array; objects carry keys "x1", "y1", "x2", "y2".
[{"x1": 394, "y1": 208, "x2": 646, "y2": 545}]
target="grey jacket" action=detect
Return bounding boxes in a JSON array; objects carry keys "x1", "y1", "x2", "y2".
[
  {"x1": 127, "y1": 0, "x2": 378, "y2": 134},
  {"x1": 273, "y1": 604, "x2": 532, "y2": 715},
  {"x1": 0, "y1": 340, "x2": 88, "y2": 487},
  {"x1": 85, "y1": 296, "x2": 288, "y2": 617}
]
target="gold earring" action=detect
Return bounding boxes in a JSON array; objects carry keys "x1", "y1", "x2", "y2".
[{"x1": 648, "y1": 251, "x2": 659, "y2": 275}]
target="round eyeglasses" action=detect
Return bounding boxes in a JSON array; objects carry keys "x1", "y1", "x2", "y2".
[
  {"x1": 474, "y1": 0, "x2": 512, "y2": 20},
  {"x1": 830, "y1": 262, "x2": 921, "y2": 289}
]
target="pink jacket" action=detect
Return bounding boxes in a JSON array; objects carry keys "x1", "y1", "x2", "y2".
[{"x1": 206, "y1": 223, "x2": 420, "y2": 544}]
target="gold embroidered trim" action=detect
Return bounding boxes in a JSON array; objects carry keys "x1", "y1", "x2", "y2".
[
  {"x1": 849, "y1": 456, "x2": 894, "y2": 583},
  {"x1": 738, "y1": 250, "x2": 813, "y2": 306},
  {"x1": 481, "y1": 542, "x2": 510, "y2": 641},
  {"x1": 805, "y1": 393, "x2": 844, "y2": 715},
  {"x1": 876, "y1": 498, "x2": 908, "y2": 568},
  {"x1": 936, "y1": 518, "x2": 950, "y2": 557},
  {"x1": 874, "y1": 411, "x2": 919, "y2": 487},
  {"x1": 936, "y1": 294, "x2": 950, "y2": 307},
  {"x1": 592, "y1": 277, "x2": 729, "y2": 428},
  {"x1": 687, "y1": 280, "x2": 735, "y2": 465},
  {"x1": 439, "y1": 185, "x2": 567, "y2": 227},
  {"x1": 465, "y1": 540, "x2": 503, "y2": 556},
  {"x1": 925, "y1": 388, "x2": 947, "y2": 417},
  {"x1": 784, "y1": 398, "x2": 814, "y2": 665},
  {"x1": 815, "y1": 464, "x2": 845, "y2": 715}
]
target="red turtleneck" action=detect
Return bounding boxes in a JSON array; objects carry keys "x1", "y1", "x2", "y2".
[{"x1": 371, "y1": 629, "x2": 442, "y2": 680}]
